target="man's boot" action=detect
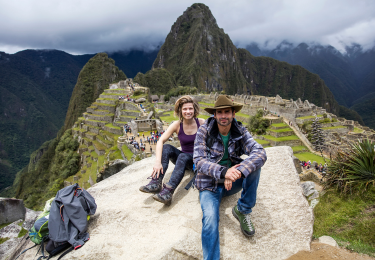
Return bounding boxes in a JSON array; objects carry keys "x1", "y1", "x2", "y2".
[
  {"x1": 139, "y1": 177, "x2": 162, "y2": 193},
  {"x1": 153, "y1": 184, "x2": 175, "y2": 206},
  {"x1": 232, "y1": 205, "x2": 255, "y2": 237}
]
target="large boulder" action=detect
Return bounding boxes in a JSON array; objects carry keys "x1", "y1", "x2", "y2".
[
  {"x1": 15, "y1": 146, "x2": 313, "y2": 259},
  {"x1": 0, "y1": 198, "x2": 26, "y2": 225}
]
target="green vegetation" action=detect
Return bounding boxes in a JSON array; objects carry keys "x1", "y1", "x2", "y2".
[
  {"x1": 18, "y1": 227, "x2": 28, "y2": 237},
  {"x1": 271, "y1": 123, "x2": 288, "y2": 127},
  {"x1": 262, "y1": 135, "x2": 299, "y2": 142},
  {"x1": 164, "y1": 86, "x2": 197, "y2": 101},
  {"x1": 297, "y1": 115, "x2": 323, "y2": 120},
  {"x1": 159, "y1": 113, "x2": 179, "y2": 123},
  {"x1": 0, "y1": 237, "x2": 9, "y2": 244},
  {"x1": 254, "y1": 139, "x2": 270, "y2": 145},
  {"x1": 121, "y1": 145, "x2": 133, "y2": 160},
  {"x1": 294, "y1": 152, "x2": 326, "y2": 164},
  {"x1": 248, "y1": 109, "x2": 271, "y2": 135},
  {"x1": 267, "y1": 128, "x2": 293, "y2": 133},
  {"x1": 325, "y1": 139, "x2": 375, "y2": 193},
  {"x1": 353, "y1": 127, "x2": 364, "y2": 133},
  {"x1": 322, "y1": 126, "x2": 346, "y2": 130},
  {"x1": 314, "y1": 188, "x2": 375, "y2": 256},
  {"x1": 134, "y1": 68, "x2": 176, "y2": 95},
  {"x1": 64, "y1": 53, "x2": 126, "y2": 131},
  {"x1": 198, "y1": 102, "x2": 214, "y2": 106},
  {"x1": 291, "y1": 146, "x2": 308, "y2": 152}
]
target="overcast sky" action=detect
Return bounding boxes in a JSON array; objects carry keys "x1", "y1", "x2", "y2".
[{"x1": 0, "y1": 0, "x2": 374, "y2": 55}]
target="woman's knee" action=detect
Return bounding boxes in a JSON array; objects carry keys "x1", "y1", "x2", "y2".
[{"x1": 177, "y1": 153, "x2": 193, "y2": 163}]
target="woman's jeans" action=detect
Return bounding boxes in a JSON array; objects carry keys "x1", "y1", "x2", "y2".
[
  {"x1": 199, "y1": 168, "x2": 261, "y2": 260},
  {"x1": 159, "y1": 144, "x2": 193, "y2": 189}
]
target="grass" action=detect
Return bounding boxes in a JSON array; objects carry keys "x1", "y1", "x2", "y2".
[
  {"x1": 314, "y1": 188, "x2": 375, "y2": 256},
  {"x1": 236, "y1": 112, "x2": 250, "y2": 118},
  {"x1": 198, "y1": 102, "x2": 214, "y2": 106},
  {"x1": 271, "y1": 123, "x2": 288, "y2": 127},
  {"x1": 297, "y1": 115, "x2": 323, "y2": 120},
  {"x1": 294, "y1": 152, "x2": 327, "y2": 164},
  {"x1": 121, "y1": 145, "x2": 133, "y2": 160},
  {"x1": 105, "y1": 123, "x2": 121, "y2": 130},
  {"x1": 18, "y1": 227, "x2": 27, "y2": 237},
  {"x1": 262, "y1": 135, "x2": 299, "y2": 142},
  {"x1": 291, "y1": 146, "x2": 308, "y2": 152},
  {"x1": 353, "y1": 127, "x2": 364, "y2": 133},
  {"x1": 109, "y1": 148, "x2": 123, "y2": 161},
  {"x1": 92, "y1": 140, "x2": 106, "y2": 151},
  {"x1": 267, "y1": 128, "x2": 293, "y2": 133},
  {"x1": 93, "y1": 102, "x2": 116, "y2": 107},
  {"x1": 0, "y1": 222, "x2": 11, "y2": 230},
  {"x1": 322, "y1": 126, "x2": 346, "y2": 130},
  {"x1": 159, "y1": 112, "x2": 179, "y2": 123},
  {"x1": 0, "y1": 237, "x2": 9, "y2": 244},
  {"x1": 254, "y1": 139, "x2": 270, "y2": 145}
]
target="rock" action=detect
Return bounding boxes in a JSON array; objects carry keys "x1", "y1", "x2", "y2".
[
  {"x1": 308, "y1": 190, "x2": 319, "y2": 200},
  {"x1": 0, "y1": 237, "x2": 23, "y2": 259},
  {"x1": 96, "y1": 159, "x2": 128, "y2": 182},
  {"x1": 0, "y1": 220, "x2": 22, "y2": 239},
  {"x1": 292, "y1": 155, "x2": 302, "y2": 174},
  {"x1": 0, "y1": 198, "x2": 26, "y2": 225},
  {"x1": 310, "y1": 199, "x2": 319, "y2": 208},
  {"x1": 23, "y1": 208, "x2": 42, "y2": 230},
  {"x1": 135, "y1": 98, "x2": 146, "y2": 103},
  {"x1": 17, "y1": 146, "x2": 313, "y2": 260},
  {"x1": 319, "y1": 236, "x2": 338, "y2": 247},
  {"x1": 301, "y1": 181, "x2": 315, "y2": 197}
]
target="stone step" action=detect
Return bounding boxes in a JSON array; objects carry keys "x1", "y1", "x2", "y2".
[
  {"x1": 262, "y1": 135, "x2": 302, "y2": 147},
  {"x1": 89, "y1": 109, "x2": 111, "y2": 116},
  {"x1": 95, "y1": 134, "x2": 113, "y2": 149},
  {"x1": 86, "y1": 106, "x2": 98, "y2": 113},
  {"x1": 83, "y1": 112, "x2": 114, "y2": 123},
  {"x1": 92, "y1": 102, "x2": 116, "y2": 113},
  {"x1": 96, "y1": 98, "x2": 117, "y2": 105},
  {"x1": 82, "y1": 137, "x2": 93, "y2": 147},
  {"x1": 88, "y1": 125, "x2": 101, "y2": 135},
  {"x1": 84, "y1": 131, "x2": 97, "y2": 141},
  {"x1": 99, "y1": 94, "x2": 127, "y2": 99},
  {"x1": 99, "y1": 130, "x2": 121, "y2": 143},
  {"x1": 103, "y1": 124, "x2": 123, "y2": 135},
  {"x1": 119, "y1": 115, "x2": 137, "y2": 122},
  {"x1": 104, "y1": 89, "x2": 130, "y2": 94},
  {"x1": 92, "y1": 140, "x2": 106, "y2": 155},
  {"x1": 121, "y1": 110, "x2": 141, "y2": 117},
  {"x1": 84, "y1": 119, "x2": 107, "y2": 128},
  {"x1": 266, "y1": 129, "x2": 294, "y2": 138},
  {"x1": 113, "y1": 121, "x2": 128, "y2": 127}
]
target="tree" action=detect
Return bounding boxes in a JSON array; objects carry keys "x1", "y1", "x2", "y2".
[{"x1": 248, "y1": 109, "x2": 270, "y2": 135}]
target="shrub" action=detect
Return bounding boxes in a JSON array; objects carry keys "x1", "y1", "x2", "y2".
[
  {"x1": 248, "y1": 109, "x2": 270, "y2": 135},
  {"x1": 324, "y1": 139, "x2": 375, "y2": 193}
]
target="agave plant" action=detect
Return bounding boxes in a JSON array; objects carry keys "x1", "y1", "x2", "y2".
[{"x1": 324, "y1": 139, "x2": 375, "y2": 193}]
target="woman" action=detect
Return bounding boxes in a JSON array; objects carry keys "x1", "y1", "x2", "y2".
[{"x1": 139, "y1": 95, "x2": 205, "y2": 205}]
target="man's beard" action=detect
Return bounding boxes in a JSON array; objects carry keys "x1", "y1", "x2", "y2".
[{"x1": 216, "y1": 117, "x2": 233, "y2": 126}]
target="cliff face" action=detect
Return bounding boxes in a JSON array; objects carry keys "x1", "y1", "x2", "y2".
[
  {"x1": 152, "y1": 3, "x2": 249, "y2": 94},
  {"x1": 152, "y1": 3, "x2": 341, "y2": 114},
  {"x1": 63, "y1": 53, "x2": 126, "y2": 131}
]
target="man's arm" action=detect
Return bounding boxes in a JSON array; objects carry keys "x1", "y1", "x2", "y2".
[
  {"x1": 193, "y1": 124, "x2": 224, "y2": 180},
  {"x1": 236, "y1": 129, "x2": 267, "y2": 177}
]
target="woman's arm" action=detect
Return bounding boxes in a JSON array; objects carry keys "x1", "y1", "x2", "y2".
[{"x1": 152, "y1": 121, "x2": 179, "y2": 178}]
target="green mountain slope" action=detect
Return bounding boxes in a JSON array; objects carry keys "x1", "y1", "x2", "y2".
[{"x1": 7, "y1": 53, "x2": 126, "y2": 209}]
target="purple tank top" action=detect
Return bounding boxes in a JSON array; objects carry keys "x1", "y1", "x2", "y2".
[{"x1": 178, "y1": 118, "x2": 200, "y2": 154}]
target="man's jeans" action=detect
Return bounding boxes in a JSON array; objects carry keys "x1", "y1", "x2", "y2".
[
  {"x1": 199, "y1": 168, "x2": 261, "y2": 260},
  {"x1": 159, "y1": 144, "x2": 193, "y2": 189}
]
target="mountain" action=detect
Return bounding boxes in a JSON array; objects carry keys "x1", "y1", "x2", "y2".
[
  {"x1": 0, "y1": 49, "x2": 156, "y2": 192},
  {"x1": 9, "y1": 53, "x2": 126, "y2": 208},
  {"x1": 245, "y1": 42, "x2": 375, "y2": 127},
  {"x1": 152, "y1": 3, "x2": 343, "y2": 115}
]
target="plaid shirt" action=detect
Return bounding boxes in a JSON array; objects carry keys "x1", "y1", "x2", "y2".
[{"x1": 193, "y1": 117, "x2": 267, "y2": 191}]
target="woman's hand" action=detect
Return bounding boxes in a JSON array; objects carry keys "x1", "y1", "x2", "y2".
[{"x1": 151, "y1": 162, "x2": 163, "y2": 178}]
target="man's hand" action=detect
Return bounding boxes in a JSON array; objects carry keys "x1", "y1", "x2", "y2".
[
  {"x1": 151, "y1": 162, "x2": 163, "y2": 178},
  {"x1": 224, "y1": 178, "x2": 232, "y2": 191},
  {"x1": 224, "y1": 164, "x2": 241, "y2": 182}
]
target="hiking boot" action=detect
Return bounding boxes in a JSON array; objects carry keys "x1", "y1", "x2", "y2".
[
  {"x1": 232, "y1": 205, "x2": 255, "y2": 237},
  {"x1": 139, "y1": 177, "x2": 162, "y2": 193},
  {"x1": 153, "y1": 184, "x2": 175, "y2": 206}
]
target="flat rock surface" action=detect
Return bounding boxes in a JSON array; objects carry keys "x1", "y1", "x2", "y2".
[{"x1": 18, "y1": 146, "x2": 314, "y2": 260}]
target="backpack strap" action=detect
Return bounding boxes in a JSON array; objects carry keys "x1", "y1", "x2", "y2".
[
  {"x1": 57, "y1": 246, "x2": 74, "y2": 260},
  {"x1": 14, "y1": 244, "x2": 38, "y2": 259},
  {"x1": 184, "y1": 135, "x2": 215, "y2": 190}
]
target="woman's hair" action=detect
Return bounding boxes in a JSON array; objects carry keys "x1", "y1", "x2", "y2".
[{"x1": 174, "y1": 95, "x2": 200, "y2": 121}]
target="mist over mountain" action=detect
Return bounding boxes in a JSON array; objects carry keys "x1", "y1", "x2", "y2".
[{"x1": 246, "y1": 42, "x2": 375, "y2": 127}]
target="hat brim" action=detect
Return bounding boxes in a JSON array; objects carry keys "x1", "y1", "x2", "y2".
[{"x1": 204, "y1": 104, "x2": 243, "y2": 114}]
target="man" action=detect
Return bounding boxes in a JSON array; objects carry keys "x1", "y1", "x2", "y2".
[{"x1": 193, "y1": 95, "x2": 267, "y2": 260}]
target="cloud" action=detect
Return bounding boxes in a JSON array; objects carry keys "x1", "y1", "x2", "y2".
[{"x1": 0, "y1": 0, "x2": 374, "y2": 54}]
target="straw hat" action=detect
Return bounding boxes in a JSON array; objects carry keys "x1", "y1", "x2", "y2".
[{"x1": 204, "y1": 95, "x2": 243, "y2": 114}]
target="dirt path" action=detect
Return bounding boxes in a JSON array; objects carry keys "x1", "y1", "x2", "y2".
[{"x1": 287, "y1": 242, "x2": 374, "y2": 260}]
